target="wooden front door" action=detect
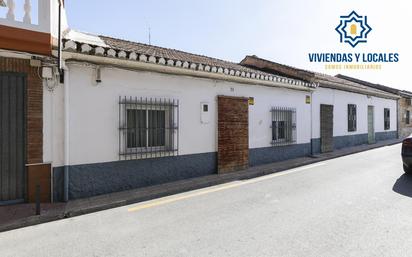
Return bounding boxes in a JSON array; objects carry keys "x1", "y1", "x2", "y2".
[
  {"x1": 368, "y1": 106, "x2": 375, "y2": 144},
  {"x1": 320, "y1": 104, "x2": 334, "y2": 153},
  {"x1": 217, "y1": 96, "x2": 249, "y2": 173}
]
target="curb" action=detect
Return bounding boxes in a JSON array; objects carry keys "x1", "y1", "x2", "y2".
[{"x1": 0, "y1": 139, "x2": 402, "y2": 233}]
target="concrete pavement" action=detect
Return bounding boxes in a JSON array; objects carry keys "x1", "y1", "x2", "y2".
[{"x1": 1, "y1": 144, "x2": 412, "y2": 257}]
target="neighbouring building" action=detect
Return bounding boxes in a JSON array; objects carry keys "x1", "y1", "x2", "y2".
[
  {"x1": 336, "y1": 74, "x2": 412, "y2": 138},
  {"x1": 0, "y1": 1, "x2": 401, "y2": 205},
  {"x1": 0, "y1": 0, "x2": 68, "y2": 204},
  {"x1": 240, "y1": 55, "x2": 399, "y2": 154}
]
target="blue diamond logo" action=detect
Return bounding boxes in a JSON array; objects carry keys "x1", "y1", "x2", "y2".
[{"x1": 335, "y1": 11, "x2": 372, "y2": 48}]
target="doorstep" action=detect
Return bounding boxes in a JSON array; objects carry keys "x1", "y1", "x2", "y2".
[{"x1": 0, "y1": 138, "x2": 402, "y2": 232}]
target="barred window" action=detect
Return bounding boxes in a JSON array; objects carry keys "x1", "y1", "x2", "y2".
[
  {"x1": 271, "y1": 107, "x2": 296, "y2": 146},
  {"x1": 384, "y1": 108, "x2": 390, "y2": 130},
  {"x1": 119, "y1": 97, "x2": 179, "y2": 160},
  {"x1": 406, "y1": 110, "x2": 410, "y2": 125},
  {"x1": 347, "y1": 104, "x2": 357, "y2": 132}
]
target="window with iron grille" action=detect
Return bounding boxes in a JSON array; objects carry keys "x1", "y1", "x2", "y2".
[
  {"x1": 347, "y1": 104, "x2": 357, "y2": 132},
  {"x1": 271, "y1": 107, "x2": 296, "y2": 146},
  {"x1": 384, "y1": 108, "x2": 390, "y2": 130},
  {"x1": 406, "y1": 110, "x2": 410, "y2": 125},
  {"x1": 406, "y1": 98, "x2": 412, "y2": 106},
  {"x1": 119, "y1": 97, "x2": 179, "y2": 160}
]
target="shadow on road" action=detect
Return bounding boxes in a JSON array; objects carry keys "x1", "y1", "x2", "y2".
[{"x1": 393, "y1": 174, "x2": 412, "y2": 197}]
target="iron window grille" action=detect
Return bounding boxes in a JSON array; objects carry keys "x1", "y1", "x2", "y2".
[
  {"x1": 348, "y1": 104, "x2": 357, "y2": 132},
  {"x1": 406, "y1": 98, "x2": 412, "y2": 106},
  {"x1": 119, "y1": 96, "x2": 179, "y2": 160},
  {"x1": 406, "y1": 110, "x2": 410, "y2": 125},
  {"x1": 384, "y1": 108, "x2": 390, "y2": 130},
  {"x1": 270, "y1": 107, "x2": 297, "y2": 146}
]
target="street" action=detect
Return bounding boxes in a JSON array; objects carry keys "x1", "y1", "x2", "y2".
[{"x1": 1, "y1": 143, "x2": 412, "y2": 257}]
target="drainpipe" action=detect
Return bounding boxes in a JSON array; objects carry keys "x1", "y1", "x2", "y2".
[
  {"x1": 57, "y1": 0, "x2": 62, "y2": 75},
  {"x1": 63, "y1": 65, "x2": 70, "y2": 202},
  {"x1": 310, "y1": 91, "x2": 314, "y2": 155},
  {"x1": 397, "y1": 98, "x2": 400, "y2": 139},
  {"x1": 57, "y1": 0, "x2": 69, "y2": 202}
]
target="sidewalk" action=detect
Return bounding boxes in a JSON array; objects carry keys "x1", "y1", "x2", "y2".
[{"x1": 0, "y1": 138, "x2": 402, "y2": 232}]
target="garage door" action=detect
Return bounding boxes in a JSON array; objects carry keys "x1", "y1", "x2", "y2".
[{"x1": 0, "y1": 73, "x2": 26, "y2": 204}]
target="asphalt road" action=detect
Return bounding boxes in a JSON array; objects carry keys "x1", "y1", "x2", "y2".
[{"x1": 2, "y1": 144, "x2": 412, "y2": 257}]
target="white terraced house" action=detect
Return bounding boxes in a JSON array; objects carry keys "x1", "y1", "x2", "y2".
[{"x1": 0, "y1": 0, "x2": 399, "y2": 205}]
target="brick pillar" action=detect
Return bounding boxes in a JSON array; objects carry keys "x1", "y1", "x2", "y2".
[{"x1": 217, "y1": 96, "x2": 249, "y2": 173}]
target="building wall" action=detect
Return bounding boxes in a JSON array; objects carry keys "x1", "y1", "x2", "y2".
[
  {"x1": 45, "y1": 63, "x2": 314, "y2": 199},
  {"x1": 44, "y1": 63, "x2": 398, "y2": 200},
  {"x1": 399, "y1": 97, "x2": 412, "y2": 138},
  {"x1": 311, "y1": 87, "x2": 397, "y2": 153},
  {"x1": 44, "y1": 63, "x2": 313, "y2": 167}
]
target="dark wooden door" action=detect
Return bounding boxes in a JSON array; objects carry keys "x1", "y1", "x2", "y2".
[
  {"x1": 320, "y1": 104, "x2": 334, "y2": 153},
  {"x1": 0, "y1": 73, "x2": 26, "y2": 204},
  {"x1": 368, "y1": 106, "x2": 375, "y2": 144},
  {"x1": 217, "y1": 96, "x2": 249, "y2": 173}
]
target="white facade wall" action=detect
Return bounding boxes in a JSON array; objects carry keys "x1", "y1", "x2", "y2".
[
  {"x1": 43, "y1": 63, "x2": 398, "y2": 167},
  {"x1": 43, "y1": 63, "x2": 313, "y2": 167},
  {"x1": 311, "y1": 87, "x2": 397, "y2": 139}
]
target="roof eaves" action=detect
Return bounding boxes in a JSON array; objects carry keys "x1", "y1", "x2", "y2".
[
  {"x1": 240, "y1": 55, "x2": 315, "y2": 83},
  {"x1": 62, "y1": 38, "x2": 317, "y2": 90},
  {"x1": 400, "y1": 91, "x2": 412, "y2": 98},
  {"x1": 335, "y1": 74, "x2": 400, "y2": 95},
  {"x1": 316, "y1": 76, "x2": 400, "y2": 99}
]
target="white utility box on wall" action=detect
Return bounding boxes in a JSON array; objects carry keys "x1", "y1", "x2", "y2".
[{"x1": 200, "y1": 102, "x2": 210, "y2": 124}]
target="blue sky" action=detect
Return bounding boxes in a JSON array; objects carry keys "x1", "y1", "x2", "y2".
[{"x1": 65, "y1": 0, "x2": 411, "y2": 90}]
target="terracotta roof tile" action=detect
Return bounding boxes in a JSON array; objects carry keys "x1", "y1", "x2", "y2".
[{"x1": 99, "y1": 35, "x2": 278, "y2": 77}]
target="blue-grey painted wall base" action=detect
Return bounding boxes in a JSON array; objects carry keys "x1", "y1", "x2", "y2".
[
  {"x1": 249, "y1": 143, "x2": 311, "y2": 167},
  {"x1": 54, "y1": 152, "x2": 217, "y2": 201},
  {"x1": 63, "y1": 166, "x2": 69, "y2": 202},
  {"x1": 53, "y1": 131, "x2": 397, "y2": 201}
]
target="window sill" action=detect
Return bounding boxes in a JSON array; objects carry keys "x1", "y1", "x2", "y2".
[
  {"x1": 270, "y1": 141, "x2": 296, "y2": 147},
  {"x1": 120, "y1": 148, "x2": 178, "y2": 160}
]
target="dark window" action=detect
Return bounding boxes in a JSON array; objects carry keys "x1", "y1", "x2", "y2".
[
  {"x1": 119, "y1": 97, "x2": 179, "y2": 160},
  {"x1": 271, "y1": 107, "x2": 296, "y2": 146},
  {"x1": 406, "y1": 110, "x2": 410, "y2": 125},
  {"x1": 272, "y1": 121, "x2": 286, "y2": 141},
  {"x1": 126, "y1": 109, "x2": 166, "y2": 148},
  {"x1": 384, "y1": 108, "x2": 390, "y2": 130},
  {"x1": 348, "y1": 104, "x2": 357, "y2": 132},
  {"x1": 126, "y1": 109, "x2": 146, "y2": 148},
  {"x1": 148, "y1": 110, "x2": 166, "y2": 147},
  {"x1": 406, "y1": 98, "x2": 412, "y2": 106}
]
